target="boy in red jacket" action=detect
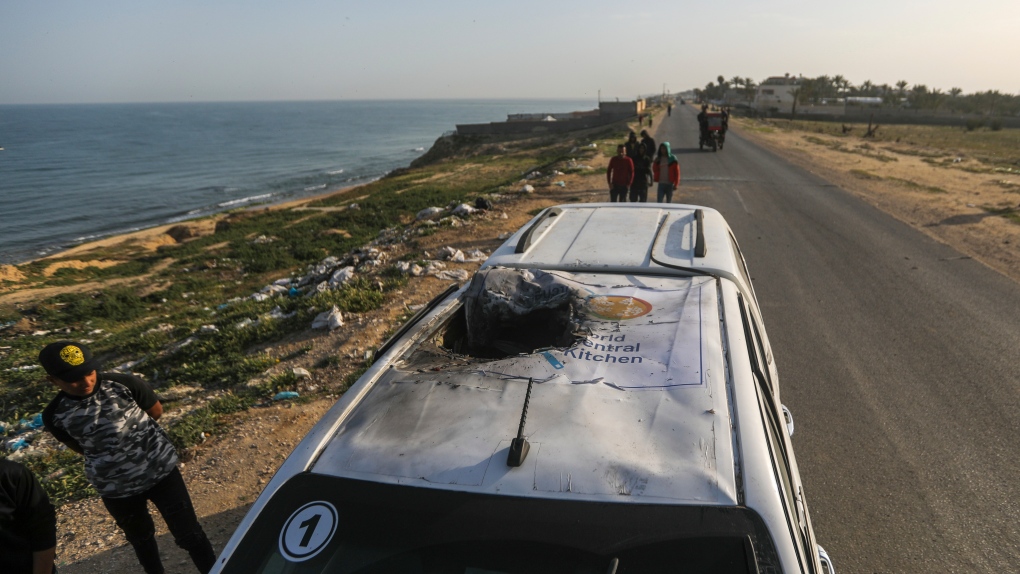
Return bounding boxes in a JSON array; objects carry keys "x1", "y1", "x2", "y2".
[{"x1": 652, "y1": 142, "x2": 681, "y2": 203}]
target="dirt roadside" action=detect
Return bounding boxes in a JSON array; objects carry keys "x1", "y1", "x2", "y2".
[{"x1": 730, "y1": 117, "x2": 1020, "y2": 284}]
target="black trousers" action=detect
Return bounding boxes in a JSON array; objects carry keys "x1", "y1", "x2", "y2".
[
  {"x1": 101, "y1": 468, "x2": 216, "y2": 574},
  {"x1": 629, "y1": 185, "x2": 648, "y2": 203},
  {"x1": 610, "y1": 184, "x2": 628, "y2": 202}
]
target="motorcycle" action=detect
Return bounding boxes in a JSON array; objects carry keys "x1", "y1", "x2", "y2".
[{"x1": 699, "y1": 112, "x2": 726, "y2": 152}]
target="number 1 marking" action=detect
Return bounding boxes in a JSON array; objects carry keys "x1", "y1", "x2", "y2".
[{"x1": 298, "y1": 514, "x2": 321, "y2": 547}]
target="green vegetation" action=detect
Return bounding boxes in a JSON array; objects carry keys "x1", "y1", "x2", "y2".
[
  {"x1": 802, "y1": 135, "x2": 897, "y2": 162},
  {"x1": 753, "y1": 119, "x2": 1019, "y2": 172}
]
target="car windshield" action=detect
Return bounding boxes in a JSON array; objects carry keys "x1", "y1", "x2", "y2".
[{"x1": 221, "y1": 474, "x2": 781, "y2": 574}]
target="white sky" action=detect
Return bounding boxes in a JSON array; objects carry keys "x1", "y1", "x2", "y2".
[{"x1": 1, "y1": 0, "x2": 1018, "y2": 104}]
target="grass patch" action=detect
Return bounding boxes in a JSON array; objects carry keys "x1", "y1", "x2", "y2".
[
  {"x1": 850, "y1": 169, "x2": 883, "y2": 181},
  {"x1": 18, "y1": 450, "x2": 97, "y2": 505},
  {"x1": 982, "y1": 206, "x2": 1020, "y2": 224},
  {"x1": 886, "y1": 177, "x2": 946, "y2": 193},
  {"x1": 783, "y1": 120, "x2": 1020, "y2": 171}
]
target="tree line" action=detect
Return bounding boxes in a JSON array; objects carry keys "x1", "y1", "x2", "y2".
[{"x1": 695, "y1": 75, "x2": 1020, "y2": 116}]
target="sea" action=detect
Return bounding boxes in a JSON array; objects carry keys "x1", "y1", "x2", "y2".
[{"x1": 0, "y1": 99, "x2": 595, "y2": 264}]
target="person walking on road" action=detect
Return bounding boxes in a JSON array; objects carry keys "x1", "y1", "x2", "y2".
[
  {"x1": 629, "y1": 146, "x2": 652, "y2": 203},
  {"x1": 652, "y1": 142, "x2": 680, "y2": 203},
  {"x1": 0, "y1": 459, "x2": 56, "y2": 574},
  {"x1": 624, "y1": 131, "x2": 641, "y2": 161},
  {"x1": 639, "y1": 129, "x2": 656, "y2": 159},
  {"x1": 38, "y1": 341, "x2": 217, "y2": 574},
  {"x1": 606, "y1": 145, "x2": 634, "y2": 203}
]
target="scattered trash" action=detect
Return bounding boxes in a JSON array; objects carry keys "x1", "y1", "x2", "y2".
[
  {"x1": 265, "y1": 307, "x2": 296, "y2": 321},
  {"x1": 273, "y1": 278, "x2": 292, "y2": 286},
  {"x1": 20, "y1": 414, "x2": 44, "y2": 430},
  {"x1": 475, "y1": 197, "x2": 493, "y2": 210},
  {"x1": 31, "y1": 330, "x2": 51, "y2": 337},
  {"x1": 200, "y1": 325, "x2": 219, "y2": 334},
  {"x1": 273, "y1": 391, "x2": 300, "y2": 401},
  {"x1": 395, "y1": 261, "x2": 426, "y2": 276},
  {"x1": 114, "y1": 359, "x2": 142, "y2": 372},
  {"x1": 498, "y1": 232, "x2": 512, "y2": 240},
  {"x1": 288, "y1": 286, "x2": 301, "y2": 297},
  {"x1": 4, "y1": 365, "x2": 39, "y2": 372},
  {"x1": 417, "y1": 207, "x2": 444, "y2": 220},
  {"x1": 250, "y1": 292, "x2": 271, "y2": 302},
  {"x1": 4, "y1": 437, "x2": 29, "y2": 452},
  {"x1": 438, "y1": 247, "x2": 465, "y2": 262},
  {"x1": 236, "y1": 318, "x2": 256, "y2": 329},
  {"x1": 328, "y1": 266, "x2": 356, "y2": 287},
  {"x1": 553, "y1": 181, "x2": 566, "y2": 187},
  {"x1": 292, "y1": 367, "x2": 311, "y2": 379},
  {"x1": 521, "y1": 184, "x2": 535, "y2": 194},
  {"x1": 451, "y1": 204, "x2": 478, "y2": 217},
  {"x1": 349, "y1": 203, "x2": 360, "y2": 210},
  {"x1": 436, "y1": 269, "x2": 470, "y2": 281},
  {"x1": 251, "y1": 235, "x2": 275, "y2": 244},
  {"x1": 311, "y1": 306, "x2": 343, "y2": 330}
]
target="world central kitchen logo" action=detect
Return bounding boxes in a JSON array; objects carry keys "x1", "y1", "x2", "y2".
[
  {"x1": 563, "y1": 333, "x2": 644, "y2": 364},
  {"x1": 586, "y1": 295, "x2": 653, "y2": 320}
]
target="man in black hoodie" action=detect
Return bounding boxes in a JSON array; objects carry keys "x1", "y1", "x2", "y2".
[{"x1": 0, "y1": 459, "x2": 56, "y2": 574}]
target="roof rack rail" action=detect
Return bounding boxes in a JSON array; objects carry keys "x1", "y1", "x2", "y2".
[
  {"x1": 515, "y1": 208, "x2": 561, "y2": 254},
  {"x1": 694, "y1": 209, "x2": 707, "y2": 258}
]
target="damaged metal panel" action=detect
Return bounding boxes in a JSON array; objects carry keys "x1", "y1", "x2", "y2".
[{"x1": 314, "y1": 270, "x2": 737, "y2": 505}]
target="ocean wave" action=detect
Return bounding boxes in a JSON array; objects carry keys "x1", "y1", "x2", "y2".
[
  {"x1": 304, "y1": 184, "x2": 327, "y2": 192},
  {"x1": 327, "y1": 169, "x2": 345, "y2": 175},
  {"x1": 217, "y1": 193, "x2": 274, "y2": 208},
  {"x1": 413, "y1": 147, "x2": 425, "y2": 152}
]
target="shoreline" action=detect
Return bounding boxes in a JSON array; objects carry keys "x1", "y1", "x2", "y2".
[{"x1": 14, "y1": 174, "x2": 384, "y2": 267}]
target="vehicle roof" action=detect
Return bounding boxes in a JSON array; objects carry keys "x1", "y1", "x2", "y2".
[
  {"x1": 310, "y1": 271, "x2": 741, "y2": 506},
  {"x1": 483, "y1": 203, "x2": 754, "y2": 299}
]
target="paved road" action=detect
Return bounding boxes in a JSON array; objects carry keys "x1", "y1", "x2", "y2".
[{"x1": 653, "y1": 107, "x2": 1020, "y2": 573}]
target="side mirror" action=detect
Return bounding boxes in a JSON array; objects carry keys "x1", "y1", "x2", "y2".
[
  {"x1": 817, "y1": 544, "x2": 835, "y2": 574},
  {"x1": 782, "y1": 404, "x2": 795, "y2": 437}
]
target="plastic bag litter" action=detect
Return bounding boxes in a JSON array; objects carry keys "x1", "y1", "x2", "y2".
[
  {"x1": 292, "y1": 367, "x2": 311, "y2": 379},
  {"x1": 451, "y1": 204, "x2": 477, "y2": 217},
  {"x1": 521, "y1": 184, "x2": 535, "y2": 194},
  {"x1": 21, "y1": 413, "x2": 44, "y2": 430},
  {"x1": 4, "y1": 437, "x2": 29, "y2": 452},
  {"x1": 416, "y1": 206, "x2": 444, "y2": 220},
  {"x1": 436, "y1": 269, "x2": 470, "y2": 281},
  {"x1": 437, "y1": 246, "x2": 465, "y2": 262},
  {"x1": 553, "y1": 181, "x2": 566, "y2": 187},
  {"x1": 273, "y1": 391, "x2": 300, "y2": 401},
  {"x1": 328, "y1": 266, "x2": 356, "y2": 288},
  {"x1": 311, "y1": 306, "x2": 343, "y2": 330}
]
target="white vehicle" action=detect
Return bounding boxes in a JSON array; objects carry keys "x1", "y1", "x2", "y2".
[{"x1": 213, "y1": 203, "x2": 834, "y2": 574}]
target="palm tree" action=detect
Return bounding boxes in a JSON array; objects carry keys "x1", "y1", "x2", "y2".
[
  {"x1": 896, "y1": 80, "x2": 909, "y2": 95},
  {"x1": 949, "y1": 87, "x2": 963, "y2": 98},
  {"x1": 859, "y1": 80, "x2": 875, "y2": 96}
]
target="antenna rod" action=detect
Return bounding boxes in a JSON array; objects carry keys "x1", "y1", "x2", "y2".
[{"x1": 507, "y1": 378, "x2": 534, "y2": 467}]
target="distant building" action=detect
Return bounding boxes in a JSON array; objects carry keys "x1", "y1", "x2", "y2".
[
  {"x1": 456, "y1": 100, "x2": 644, "y2": 136},
  {"x1": 753, "y1": 75, "x2": 801, "y2": 113}
]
